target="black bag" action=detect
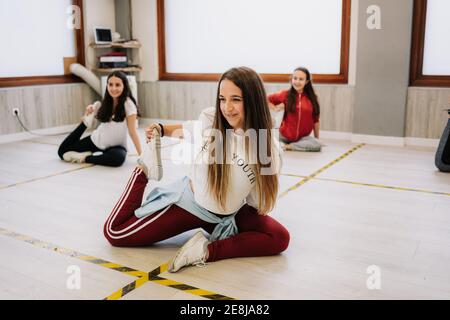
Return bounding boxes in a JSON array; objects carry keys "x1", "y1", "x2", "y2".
[{"x1": 435, "y1": 109, "x2": 450, "y2": 172}]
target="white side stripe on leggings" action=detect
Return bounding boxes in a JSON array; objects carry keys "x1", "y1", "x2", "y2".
[
  {"x1": 105, "y1": 168, "x2": 141, "y2": 234},
  {"x1": 105, "y1": 168, "x2": 171, "y2": 240}
]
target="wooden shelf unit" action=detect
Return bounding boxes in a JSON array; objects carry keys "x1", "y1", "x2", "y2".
[
  {"x1": 89, "y1": 41, "x2": 142, "y2": 74},
  {"x1": 92, "y1": 67, "x2": 142, "y2": 73}
]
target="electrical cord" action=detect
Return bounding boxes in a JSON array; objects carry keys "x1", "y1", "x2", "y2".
[{"x1": 13, "y1": 110, "x2": 71, "y2": 137}]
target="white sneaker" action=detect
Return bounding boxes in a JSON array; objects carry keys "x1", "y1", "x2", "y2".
[
  {"x1": 83, "y1": 113, "x2": 94, "y2": 129},
  {"x1": 83, "y1": 101, "x2": 101, "y2": 129},
  {"x1": 168, "y1": 231, "x2": 210, "y2": 273},
  {"x1": 137, "y1": 128, "x2": 163, "y2": 181},
  {"x1": 62, "y1": 151, "x2": 93, "y2": 163}
]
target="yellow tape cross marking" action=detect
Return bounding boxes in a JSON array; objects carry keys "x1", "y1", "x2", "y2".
[
  {"x1": 149, "y1": 263, "x2": 169, "y2": 276},
  {"x1": 279, "y1": 144, "x2": 365, "y2": 198},
  {"x1": 148, "y1": 274, "x2": 234, "y2": 300},
  {"x1": 104, "y1": 274, "x2": 149, "y2": 300},
  {"x1": 105, "y1": 263, "x2": 234, "y2": 300},
  {"x1": 147, "y1": 262, "x2": 234, "y2": 300},
  {"x1": 104, "y1": 264, "x2": 167, "y2": 300},
  {"x1": 0, "y1": 227, "x2": 234, "y2": 300}
]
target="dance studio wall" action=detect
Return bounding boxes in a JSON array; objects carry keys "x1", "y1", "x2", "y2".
[{"x1": 1, "y1": 0, "x2": 449, "y2": 142}]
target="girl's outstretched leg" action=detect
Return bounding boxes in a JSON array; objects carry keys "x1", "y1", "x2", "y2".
[
  {"x1": 103, "y1": 167, "x2": 212, "y2": 247},
  {"x1": 57, "y1": 123, "x2": 88, "y2": 159}
]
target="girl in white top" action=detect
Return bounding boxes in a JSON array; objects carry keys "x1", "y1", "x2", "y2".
[
  {"x1": 58, "y1": 71, "x2": 142, "y2": 167},
  {"x1": 103, "y1": 67, "x2": 290, "y2": 273}
]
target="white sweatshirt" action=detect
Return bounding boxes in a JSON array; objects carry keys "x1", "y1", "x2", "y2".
[
  {"x1": 182, "y1": 107, "x2": 282, "y2": 215},
  {"x1": 90, "y1": 98, "x2": 137, "y2": 150}
]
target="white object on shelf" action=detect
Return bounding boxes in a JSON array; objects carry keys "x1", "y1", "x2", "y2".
[{"x1": 112, "y1": 32, "x2": 121, "y2": 42}]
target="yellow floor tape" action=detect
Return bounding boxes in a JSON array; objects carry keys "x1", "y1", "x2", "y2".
[
  {"x1": 279, "y1": 144, "x2": 366, "y2": 198},
  {"x1": 24, "y1": 140, "x2": 60, "y2": 146},
  {"x1": 0, "y1": 227, "x2": 148, "y2": 277},
  {"x1": 105, "y1": 263, "x2": 233, "y2": 300},
  {"x1": 280, "y1": 174, "x2": 450, "y2": 197},
  {"x1": 0, "y1": 164, "x2": 95, "y2": 190},
  {"x1": 0, "y1": 139, "x2": 182, "y2": 190},
  {"x1": 104, "y1": 144, "x2": 366, "y2": 300},
  {"x1": 0, "y1": 227, "x2": 234, "y2": 300}
]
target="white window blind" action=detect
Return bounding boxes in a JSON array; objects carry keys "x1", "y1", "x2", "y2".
[
  {"x1": 422, "y1": 0, "x2": 450, "y2": 75},
  {"x1": 0, "y1": 0, "x2": 76, "y2": 78},
  {"x1": 164, "y1": 0, "x2": 343, "y2": 74}
]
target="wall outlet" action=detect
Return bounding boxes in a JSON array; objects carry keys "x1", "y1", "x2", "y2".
[{"x1": 12, "y1": 108, "x2": 20, "y2": 117}]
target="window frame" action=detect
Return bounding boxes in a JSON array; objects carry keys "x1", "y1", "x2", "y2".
[
  {"x1": 157, "y1": 0, "x2": 351, "y2": 84},
  {"x1": 0, "y1": 0, "x2": 86, "y2": 88},
  {"x1": 410, "y1": 0, "x2": 450, "y2": 87}
]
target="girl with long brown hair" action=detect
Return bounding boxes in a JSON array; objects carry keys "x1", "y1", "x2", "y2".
[
  {"x1": 268, "y1": 67, "x2": 322, "y2": 152},
  {"x1": 103, "y1": 67, "x2": 289, "y2": 273},
  {"x1": 57, "y1": 71, "x2": 142, "y2": 166}
]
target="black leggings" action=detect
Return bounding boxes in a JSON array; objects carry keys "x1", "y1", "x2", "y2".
[{"x1": 58, "y1": 123, "x2": 127, "y2": 167}]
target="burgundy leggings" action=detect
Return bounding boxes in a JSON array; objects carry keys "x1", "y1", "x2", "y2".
[{"x1": 103, "y1": 167, "x2": 290, "y2": 262}]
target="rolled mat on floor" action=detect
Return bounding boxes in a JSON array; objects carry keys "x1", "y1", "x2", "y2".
[{"x1": 435, "y1": 110, "x2": 450, "y2": 172}]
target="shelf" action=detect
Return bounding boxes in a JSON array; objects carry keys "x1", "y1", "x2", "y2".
[
  {"x1": 92, "y1": 67, "x2": 142, "y2": 73},
  {"x1": 89, "y1": 40, "x2": 142, "y2": 74},
  {"x1": 89, "y1": 42, "x2": 141, "y2": 49}
]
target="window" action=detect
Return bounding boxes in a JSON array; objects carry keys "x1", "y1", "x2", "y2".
[
  {"x1": 0, "y1": 0, "x2": 85, "y2": 87},
  {"x1": 157, "y1": 0, "x2": 351, "y2": 83},
  {"x1": 410, "y1": 0, "x2": 450, "y2": 87}
]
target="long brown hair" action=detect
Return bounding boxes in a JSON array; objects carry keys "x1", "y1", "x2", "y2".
[
  {"x1": 286, "y1": 67, "x2": 320, "y2": 118},
  {"x1": 96, "y1": 71, "x2": 140, "y2": 123},
  {"x1": 207, "y1": 67, "x2": 279, "y2": 213}
]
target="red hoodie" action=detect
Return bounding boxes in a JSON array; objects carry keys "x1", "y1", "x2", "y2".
[{"x1": 268, "y1": 89, "x2": 319, "y2": 142}]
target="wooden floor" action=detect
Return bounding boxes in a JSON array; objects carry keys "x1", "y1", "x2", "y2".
[{"x1": 1, "y1": 124, "x2": 450, "y2": 300}]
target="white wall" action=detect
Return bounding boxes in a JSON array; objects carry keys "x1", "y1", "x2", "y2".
[
  {"x1": 131, "y1": 0, "x2": 159, "y2": 81},
  {"x1": 83, "y1": 0, "x2": 116, "y2": 70}
]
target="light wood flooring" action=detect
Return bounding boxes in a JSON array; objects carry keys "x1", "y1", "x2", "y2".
[{"x1": 1, "y1": 124, "x2": 449, "y2": 300}]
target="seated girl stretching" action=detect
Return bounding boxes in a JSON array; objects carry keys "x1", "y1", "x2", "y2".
[
  {"x1": 268, "y1": 67, "x2": 322, "y2": 152},
  {"x1": 57, "y1": 71, "x2": 142, "y2": 167},
  {"x1": 103, "y1": 66, "x2": 290, "y2": 273}
]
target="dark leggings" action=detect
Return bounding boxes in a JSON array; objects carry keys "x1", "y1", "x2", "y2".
[
  {"x1": 435, "y1": 118, "x2": 450, "y2": 172},
  {"x1": 58, "y1": 123, "x2": 127, "y2": 167}
]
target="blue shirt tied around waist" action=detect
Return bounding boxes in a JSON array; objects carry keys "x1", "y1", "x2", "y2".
[{"x1": 134, "y1": 176, "x2": 238, "y2": 241}]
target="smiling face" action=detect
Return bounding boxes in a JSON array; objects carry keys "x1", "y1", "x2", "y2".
[
  {"x1": 291, "y1": 70, "x2": 309, "y2": 93},
  {"x1": 219, "y1": 79, "x2": 245, "y2": 130},
  {"x1": 107, "y1": 76, "x2": 124, "y2": 100}
]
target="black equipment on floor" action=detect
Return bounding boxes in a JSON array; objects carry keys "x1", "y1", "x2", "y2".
[{"x1": 435, "y1": 109, "x2": 450, "y2": 172}]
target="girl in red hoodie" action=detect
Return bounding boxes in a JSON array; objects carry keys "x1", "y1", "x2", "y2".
[{"x1": 268, "y1": 67, "x2": 322, "y2": 152}]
